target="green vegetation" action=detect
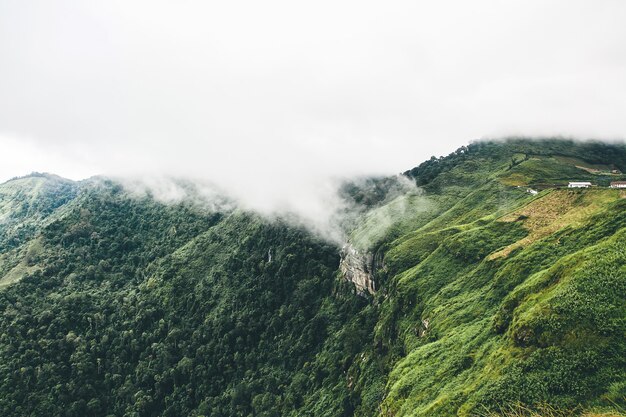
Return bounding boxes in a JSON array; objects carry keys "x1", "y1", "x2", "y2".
[
  {"x1": 0, "y1": 180, "x2": 372, "y2": 416},
  {"x1": 0, "y1": 139, "x2": 625, "y2": 416}
]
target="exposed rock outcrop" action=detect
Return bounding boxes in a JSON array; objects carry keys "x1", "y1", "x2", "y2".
[{"x1": 340, "y1": 243, "x2": 378, "y2": 295}]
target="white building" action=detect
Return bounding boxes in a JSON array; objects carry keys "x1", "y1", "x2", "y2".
[
  {"x1": 568, "y1": 182, "x2": 592, "y2": 188},
  {"x1": 610, "y1": 181, "x2": 626, "y2": 189}
]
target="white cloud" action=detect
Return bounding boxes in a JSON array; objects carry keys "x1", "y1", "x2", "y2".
[{"x1": 1, "y1": 0, "x2": 625, "y2": 229}]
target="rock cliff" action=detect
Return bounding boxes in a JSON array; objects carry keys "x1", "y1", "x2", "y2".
[{"x1": 339, "y1": 243, "x2": 377, "y2": 295}]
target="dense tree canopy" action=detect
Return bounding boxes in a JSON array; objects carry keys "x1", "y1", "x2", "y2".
[{"x1": 0, "y1": 139, "x2": 625, "y2": 416}]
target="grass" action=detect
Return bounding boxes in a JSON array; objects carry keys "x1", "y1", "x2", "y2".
[
  {"x1": 476, "y1": 402, "x2": 626, "y2": 417},
  {"x1": 349, "y1": 193, "x2": 437, "y2": 250},
  {"x1": 1, "y1": 139, "x2": 626, "y2": 417},
  {"x1": 489, "y1": 189, "x2": 620, "y2": 259},
  {"x1": 553, "y1": 155, "x2": 620, "y2": 174},
  {"x1": 0, "y1": 238, "x2": 43, "y2": 288},
  {"x1": 364, "y1": 148, "x2": 626, "y2": 416}
]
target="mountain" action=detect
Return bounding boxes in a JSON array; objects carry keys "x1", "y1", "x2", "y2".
[{"x1": 0, "y1": 139, "x2": 625, "y2": 417}]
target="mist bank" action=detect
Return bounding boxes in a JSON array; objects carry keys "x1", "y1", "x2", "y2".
[
  {"x1": 113, "y1": 172, "x2": 422, "y2": 247},
  {"x1": 12, "y1": 136, "x2": 626, "y2": 247},
  {"x1": 3, "y1": 138, "x2": 626, "y2": 416}
]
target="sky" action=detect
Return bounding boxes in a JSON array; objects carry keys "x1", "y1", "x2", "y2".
[{"x1": 1, "y1": 0, "x2": 626, "y2": 218}]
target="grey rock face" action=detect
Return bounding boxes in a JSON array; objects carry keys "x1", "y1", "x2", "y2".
[{"x1": 340, "y1": 243, "x2": 376, "y2": 295}]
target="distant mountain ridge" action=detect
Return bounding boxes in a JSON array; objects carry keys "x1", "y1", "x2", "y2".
[{"x1": 0, "y1": 138, "x2": 624, "y2": 417}]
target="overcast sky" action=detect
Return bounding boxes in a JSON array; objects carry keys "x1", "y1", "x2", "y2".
[{"x1": 1, "y1": 0, "x2": 626, "y2": 216}]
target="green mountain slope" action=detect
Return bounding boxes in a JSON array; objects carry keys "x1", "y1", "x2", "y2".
[
  {"x1": 344, "y1": 139, "x2": 626, "y2": 417},
  {"x1": 0, "y1": 173, "x2": 80, "y2": 288},
  {"x1": 0, "y1": 139, "x2": 624, "y2": 417}
]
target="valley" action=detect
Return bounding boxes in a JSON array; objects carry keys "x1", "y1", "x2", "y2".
[{"x1": 0, "y1": 139, "x2": 625, "y2": 417}]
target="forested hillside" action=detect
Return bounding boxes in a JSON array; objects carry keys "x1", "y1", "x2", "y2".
[{"x1": 0, "y1": 139, "x2": 624, "y2": 417}]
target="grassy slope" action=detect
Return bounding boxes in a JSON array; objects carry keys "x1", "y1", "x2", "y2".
[
  {"x1": 0, "y1": 174, "x2": 80, "y2": 286},
  {"x1": 380, "y1": 192, "x2": 626, "y2": 416},
  {"x1": 0, "y1": 139, "x2": 624, "y2": 417},
  {"x1": 342, "y1": 139, "x2": 626, "y2": 416}
]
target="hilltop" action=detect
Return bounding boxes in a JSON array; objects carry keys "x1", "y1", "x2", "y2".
[{"x1": 0, "y1": 139, "x2": 624, "y2": 417}]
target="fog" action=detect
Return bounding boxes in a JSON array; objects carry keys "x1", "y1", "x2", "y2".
[{"x1": 1, "y1": 1, "x2": 626, "y2": 236}]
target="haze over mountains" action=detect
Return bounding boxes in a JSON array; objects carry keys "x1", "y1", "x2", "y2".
[
  {"x1": 2, "y1": 2, "x2": 626, "y2": 416},
  {"x1": 2, "y1": 1, "x2": 626, "y2": 220},
  {"x1": 0, "y1": 139, "x2": 625, "y2": 416}
]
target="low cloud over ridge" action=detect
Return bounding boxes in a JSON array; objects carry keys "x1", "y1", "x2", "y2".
[{"x1": 1, "y1": 1, "x2": 626, "y2": 234}]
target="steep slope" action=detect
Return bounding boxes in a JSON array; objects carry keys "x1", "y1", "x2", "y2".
[
  {"x1": 0, "y1": 173, "x2": 80, "y2": 288},
  {"x1": 0, "y1": 139, "x2": 624, "y2": 417},
  {"x1": 338, "y1": 139, "x2": 626, "y2": 416},
  {"x1": 376, "y1": 189, "x2": 626, "y2": 416},
  {"x1": 0, "y1": 177, "x2": 370, "y2": 417}
]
